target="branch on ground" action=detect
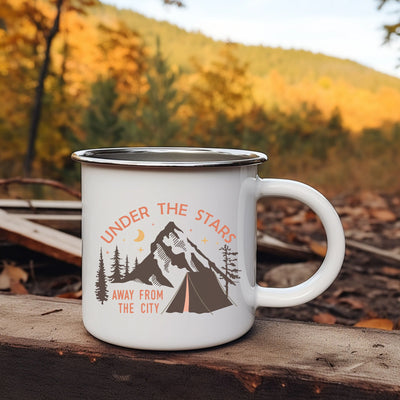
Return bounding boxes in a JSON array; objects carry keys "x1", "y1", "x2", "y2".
[{"x1": 0, "y1": 177, "x2": 81, "y2": 200}]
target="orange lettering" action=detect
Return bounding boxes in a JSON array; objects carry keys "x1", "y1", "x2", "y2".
[
  {"x1": 101, "y1": 231, "x2": 114, "y2": 244},
  {"x1": 218, "y1": 225, "x2": 230, "y2": 238},
  {"x1": 225, "y1": 233, "x2": 236, "y2": 243},
  {"x1": 119, "y1": 215, "x2": 131, "y2": 228},
  {"x1": 139, "y1": 206, "x2": 150, "y2": 219},
  {"x1": 129, "y1": 209, "x2": 140, "y2": 223},
  {"x1": 204, "y1": 212, "x2": 213, "y2": 224},
  {"x1": 195, "y1": 209, "x2": 204, "y2": 221},
  {"x1": 179, "y1": 203, "x2": 188, "y2": 216},
  {"x1": 209, "y1": 219, "x2": 220, "y2": 231}
]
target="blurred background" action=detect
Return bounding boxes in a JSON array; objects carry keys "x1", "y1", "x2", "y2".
[{"x1": 0, "y1": 0, "x2": 400, "y2": 197}]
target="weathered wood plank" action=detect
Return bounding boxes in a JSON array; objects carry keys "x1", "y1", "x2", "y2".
[
  {"x1": 0, "y1": 294, "x2": 399, "y2": 399},
  {"x1": 13, "y1": 214, "x2": 81, "y2": 221},
  {"x1": 346, "y1": 238, "x2": 400, "y2": 264},
  {"x1": 0, "y1": 199, "x2": 82, "y2": 210},
  {"x1": 11, "y1": 214, "x2": 82, "y2": 234},
  {"x1": 257, "y1": 231, "x2": 313, "y2": 259},
  {"x1": 0, "y1": 210, "x2": 81, "y2": 266}
]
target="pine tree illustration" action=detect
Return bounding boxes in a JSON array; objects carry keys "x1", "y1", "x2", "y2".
[
  {"x1": 95, "y1": 248, "x2": 109, "y2": 304},
  {"x1": 219, "y1": 244, "x2": 239, "y2": 297},
  {"x1": 109, "y1": 245, "x2": 123, "y2": 283}
]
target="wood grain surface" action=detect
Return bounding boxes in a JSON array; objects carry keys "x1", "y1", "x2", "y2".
[{"x1": 0, "y1": 294, "x2": 399, "y2": 399}]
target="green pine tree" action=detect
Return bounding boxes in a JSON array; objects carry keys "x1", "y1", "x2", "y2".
[
  {"x1": 82, "y1": 78, "x2": 126, "y2": 147},
  {"x1": 138, "y1": 38, "x2": 184, "y2": 145}
]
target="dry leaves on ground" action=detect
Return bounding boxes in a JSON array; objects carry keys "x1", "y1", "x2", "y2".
[
  {"x1": 0, "y1": 262, "x2": 29, "y2": 294},
  {"x1": 256, "y1": 191, "x2": 400, "y2": 330}
]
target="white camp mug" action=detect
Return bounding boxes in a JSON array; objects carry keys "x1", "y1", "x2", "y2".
[{"x1": 72, "y1": 147, "x2": 345, "y2": 350}]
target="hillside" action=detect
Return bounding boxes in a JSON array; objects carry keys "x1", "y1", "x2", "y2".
[{"x1": 98, "y1": 3, "x2": 400, "y2": 93}]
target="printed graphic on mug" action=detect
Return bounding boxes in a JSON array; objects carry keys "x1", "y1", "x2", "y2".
[{"x1": 94, "y1": 201, "x2": 240, "y2": 315}]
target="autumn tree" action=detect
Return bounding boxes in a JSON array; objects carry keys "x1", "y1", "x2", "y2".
[
  {"x1": 24, "y1": 0, "x2": 63, "y2": 177},
  {"x1": 0, "y1": 0, "x2": 99, "y2": 177},
  {"x1": 25, "y1": 0, "x2": 97, "y2": 176},
  {"x1": 186, "y1": 44, "x2": 254, "y2": 146},
  {"x1": 97, "y1": 21, "x2": 147, "y2": 115},
  {"x1": 95, "y1": 248, "x2": 109, "y2": 304},
  {"x1": 378, "y1": 0, "x2": 400, "y2": 61},
  {"x1": 0, "y1": 0, "x2": 49, "y2": 176}
]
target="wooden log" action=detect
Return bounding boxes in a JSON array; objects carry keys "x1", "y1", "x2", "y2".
[
  {"x1": 0, "y1": 210, "x2": 81, "y2": 266},
  {"x1": 0, "y1": 294, "x2": 399, "y2": 399}
]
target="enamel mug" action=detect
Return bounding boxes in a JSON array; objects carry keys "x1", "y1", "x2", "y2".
[{"x1": 72, "y1": 147, "x2": 345, "y2": 350}]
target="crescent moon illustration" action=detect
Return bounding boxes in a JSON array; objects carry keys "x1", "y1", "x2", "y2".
[{"x1": 134, "y1": 229, "x2": 145, "y2": 242}]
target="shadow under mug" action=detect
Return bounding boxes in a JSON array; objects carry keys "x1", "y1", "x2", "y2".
[{"x1": 72, "y1": 147, "x2": 345, "y2": 350}]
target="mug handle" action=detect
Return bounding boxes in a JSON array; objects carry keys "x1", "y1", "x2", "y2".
[{"x1": 255, "y1": 178, "x2": 345, "y2": 307}]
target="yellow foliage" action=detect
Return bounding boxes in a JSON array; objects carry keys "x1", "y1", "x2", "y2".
[{"x1": 253, "y1": 70, "x2": 400, "y2": 133}]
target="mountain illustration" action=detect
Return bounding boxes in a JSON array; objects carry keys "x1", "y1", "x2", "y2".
[
  {"x1": 125, "y1": 221, "x2": 233, "y2": 285},
  {"x1": 124, "y1": 221, "x2": 236, "y2": 313}
]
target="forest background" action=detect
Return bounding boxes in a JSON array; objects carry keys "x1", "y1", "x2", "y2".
[{"x1": 1, "y1": 0, "x2": 400, "y2": 197}]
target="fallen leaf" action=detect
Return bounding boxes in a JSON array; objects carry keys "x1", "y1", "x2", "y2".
[
  {"x1": 0, "y1": 262, "x2": 29, "y2": 290},
  {"x1": 369, "y1": 209, "x2": 397, "y2": 222},
  {"x1": 354, "y1": 318, "x2": 394, "y2": 330},
  {"x1": 271, "y1": 223, "x2": 285, "y2": 234},
  {"x1": 336, "y1": 206, "x2": 369, "y2": 219},
  {"x1": 338, "y1": 297, "x2": 365, "y2": 310},
  {"x1": 257, "y1": 218, "x2": 265, "y2": 231},
  {"x1": 359, "y1": 192, "x2": 388, "y2": 209},
  {"x1": 381, "y1": 266, "x2": 400, "y2": 276},
  {"x1": 10, "y1": 281, "x2": 29, "y2": 295},
  {"x1": 345, "y1": 229, "x2": 375, "y2": 241},
  {"x1": 313, "y1": 313, "x2": 336, "y2": 325},
  {"x1": 5, "y1": 263, "x2": 28, "y2": 282},
  {"x1": 57, "y1": 290, "x2": 82, "y2": 299},
  {"x1": 385, "y1": 278, "x2": 400, "y2": 291},
  {"x1": 283, "y1": 211, "x2": 306, "y2": 225},
  {"x1": 309, "y1": 241, "x2": 327, "y2": 257},
  {"x1": 256, "y1": 202, "x2": 265, "y2": 213},
  {"x1": 383, "y1": 229, "x2": 400, "y2": 239},
  {"x1": 332, "y1": 287, "x2": 359, "y2": 298},
  {"x1": 304, "y1": 210, "x2": 317, "y2": 222},
  {"x1": 0, "y1": 270, "x2": 10, "y2": 290}
]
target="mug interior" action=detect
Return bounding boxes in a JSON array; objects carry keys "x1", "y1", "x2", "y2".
[{"x1": 72, "y1": 147, "x2": 267, "y2": 168}]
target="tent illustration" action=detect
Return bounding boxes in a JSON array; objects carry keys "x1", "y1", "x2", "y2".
[{"x1": 164, "y1": 269, "x2": 232, "y2": 314}]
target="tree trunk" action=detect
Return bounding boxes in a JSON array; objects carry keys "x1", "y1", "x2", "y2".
[{"x1": 24, "y1": 0, "x2": 63, "y2": 177}]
